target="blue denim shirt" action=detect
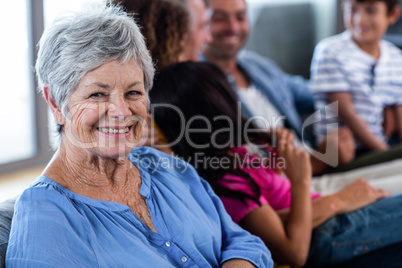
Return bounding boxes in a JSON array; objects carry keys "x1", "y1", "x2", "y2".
[
  {"x1": 6, "y1": 147, "x2": 272, "y2": 267},
  {"x1": 202, "y1": 51, "x2": 316, "y2": 145}
]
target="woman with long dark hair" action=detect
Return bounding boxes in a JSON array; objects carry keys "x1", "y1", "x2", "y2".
[{"x1": 150, "y1": 61, "x2": 402, "y2": 267}]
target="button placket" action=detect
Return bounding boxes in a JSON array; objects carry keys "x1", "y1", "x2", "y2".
[{"x1": 157, "y1": 238, "x2": 195, "y2": 266}]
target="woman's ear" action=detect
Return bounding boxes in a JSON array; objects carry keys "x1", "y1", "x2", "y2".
[{"x1": 43, "y1": 85, "x2": 65, "y2": 126}]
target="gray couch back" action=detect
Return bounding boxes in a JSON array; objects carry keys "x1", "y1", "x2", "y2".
[
  {"x1": 0, "y1": 198, "x2": 16, "y2": 268},
  {"x1": 246, "y1": 3, "x2": 316, "y2": 79}
]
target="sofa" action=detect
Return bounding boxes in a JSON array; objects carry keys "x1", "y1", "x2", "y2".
[
  {"x1": 0, "y1": 198, "x2": 16, "y2": 268},
  {"x1": 246, "y1": 2, "x2": 316, "y2": 79}
]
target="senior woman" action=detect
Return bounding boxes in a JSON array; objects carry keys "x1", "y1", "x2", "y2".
[{"x1": 5, "y1": 5, "x2": 272, "y2": 267}]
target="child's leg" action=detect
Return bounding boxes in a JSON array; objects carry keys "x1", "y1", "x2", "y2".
[
  {"x1": 331, "y1": 241, "x2": 402, "y2": 268},
  {"x1": 305, "y1": 194, "x2": 402, "y2": 267}
]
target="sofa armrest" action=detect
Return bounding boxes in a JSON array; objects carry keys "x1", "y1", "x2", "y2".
[{"x1": 0, "y1": 198, "x2": 17, "y2": 268}]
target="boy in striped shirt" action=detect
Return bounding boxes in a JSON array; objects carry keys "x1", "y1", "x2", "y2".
[{"x1": 311, "y1": 0, "x2": 402, "y2": 154}]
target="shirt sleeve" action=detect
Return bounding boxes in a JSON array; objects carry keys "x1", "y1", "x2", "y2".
[
  {"x1": 310, "y1": 43, "x2": 350, "y2": 94},
  {"x1": 199, "y1": 179, "x2": 273, "y2": 268},
  {"x1": 217, "y1": 174, "x2": 269, "y2": 223},
  {"x1": 6, "y1": 189, "x2": 97, "y2": 268}
]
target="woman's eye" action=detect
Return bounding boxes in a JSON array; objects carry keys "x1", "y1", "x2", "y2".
[
  {"x1": 127, "y1": 90, "x2": 142, "y2": 96},
  {"x1": 90, "y1": 92, "x2": 104, "y2": 98}
]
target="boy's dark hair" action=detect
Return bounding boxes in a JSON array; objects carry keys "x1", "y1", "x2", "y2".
[{"x1": 345, "y1": 0, "x2": 400, "y2": 14}]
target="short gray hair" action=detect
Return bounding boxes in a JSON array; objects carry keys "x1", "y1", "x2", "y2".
[{"x1": 36, "y1": 4, "x2": 155, "y2": 131}]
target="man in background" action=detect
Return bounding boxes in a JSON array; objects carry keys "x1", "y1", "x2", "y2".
[
  {"x1": 179, "y1": 0, "x2": 212, "y2": 60},
  {"x1": 201, "y1": 0, "x2": 356, "y2": 174}
]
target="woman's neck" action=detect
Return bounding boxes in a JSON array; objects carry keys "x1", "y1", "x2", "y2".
[{"x1": 43, "y1": 143, "x2": 139, "y2": 200}]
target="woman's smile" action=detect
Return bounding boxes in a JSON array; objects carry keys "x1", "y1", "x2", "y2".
[
  {"x1": 97, "y1": 126, "x2": 131, "y2": 135},
  {"x1": 62, "y1": 59, "x2": 147, "y2": 158}
]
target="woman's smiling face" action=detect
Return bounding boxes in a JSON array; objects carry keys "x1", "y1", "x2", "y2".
[{"x1": 62, "y1": 59, "x2": 147, "y2": 159}]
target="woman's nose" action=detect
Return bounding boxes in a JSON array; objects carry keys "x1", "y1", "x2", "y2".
[{"x1": 108, "y1": 95, "x2": 131, "y2": 120}]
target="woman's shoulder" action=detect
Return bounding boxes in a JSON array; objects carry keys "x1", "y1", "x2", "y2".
[
  {"x1": 129, "y1": 147, "x2": 219, "y2": 207},
  {"x1": 129, "y1": 147, "x2": 194, "y2": 175},
  {"x1": 8, "y1": 176, "x2": 98, "y2": 267},
  {"x1": 18, "y1": 176, "x2": 66, "y2": 202},
  {"x1": 15, "y1": 176, "x2": 77, "y2": 217},
  {"x1": 129, "y1": 146, "x2": 202, "y2": 186}
]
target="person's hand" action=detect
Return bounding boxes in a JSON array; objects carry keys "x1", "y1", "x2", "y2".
[
  {"x1": 267, "y1": 127, "x2": 292, "y2": 147},
  {"x1": 277, "y1": 129, "x2": 312, "y2": 184},
  {"x1": 271, "y1": 127, "x2": 292, "y2": 175},
  {"x1": 274, "y1": 127, "x2": 291, "y2": 142},
  {"x1": 335, "y1": 178, "x2": 391, "y2": 214}
]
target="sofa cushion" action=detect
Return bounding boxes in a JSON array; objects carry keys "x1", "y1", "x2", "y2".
[
  {"x1": 0, "y1": 198, "x2": 16, "y2": 268},
  {"x1": 246, "y1": 2, "x2": 315, "y2": 79}
]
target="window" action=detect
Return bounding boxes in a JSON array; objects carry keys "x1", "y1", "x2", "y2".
[
  {"x1": 0, "y1": 0, "x2": 36, "y2": 165},
  {"x1": 0, "y1": 0, "x2": 104, "y2": 176},
  {"x1": 44, "y1": 0, "x2": 105, "y2": 25}
]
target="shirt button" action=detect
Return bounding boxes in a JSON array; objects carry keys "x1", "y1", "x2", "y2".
[
  {"x1": 181, "y1": 256, "x2": 188, "y2": 263},
  {"x1": 165, "y1": 241, "x2": 171, "y2": 247}
]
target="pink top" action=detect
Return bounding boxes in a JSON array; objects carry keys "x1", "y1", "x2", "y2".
[{"x1": 217, "y1": 146, "x2": 321, "y2": 223}]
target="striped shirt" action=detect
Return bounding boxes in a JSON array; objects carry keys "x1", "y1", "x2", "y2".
[{"x1": 310, "y1": 31, "x2": 402, "y2": 147}]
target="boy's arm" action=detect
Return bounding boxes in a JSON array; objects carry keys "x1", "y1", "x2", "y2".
[
  {"x1": 383, "y1": 106, "x2": 397, "y2": 139},
  {"x1": 327, "y1": 92, "x2": 389, "y2": 151},
  {"x1": 396, "y1": 105, "x2": 402, "y2": 141}
]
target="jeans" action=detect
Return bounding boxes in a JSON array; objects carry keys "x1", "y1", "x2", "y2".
[
  {"x1": 332, "y1": 241, "x2": 402, "y2": 268},
  {"x1": 304, "y1": 194, "x2": 402, "y2": 267}
]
